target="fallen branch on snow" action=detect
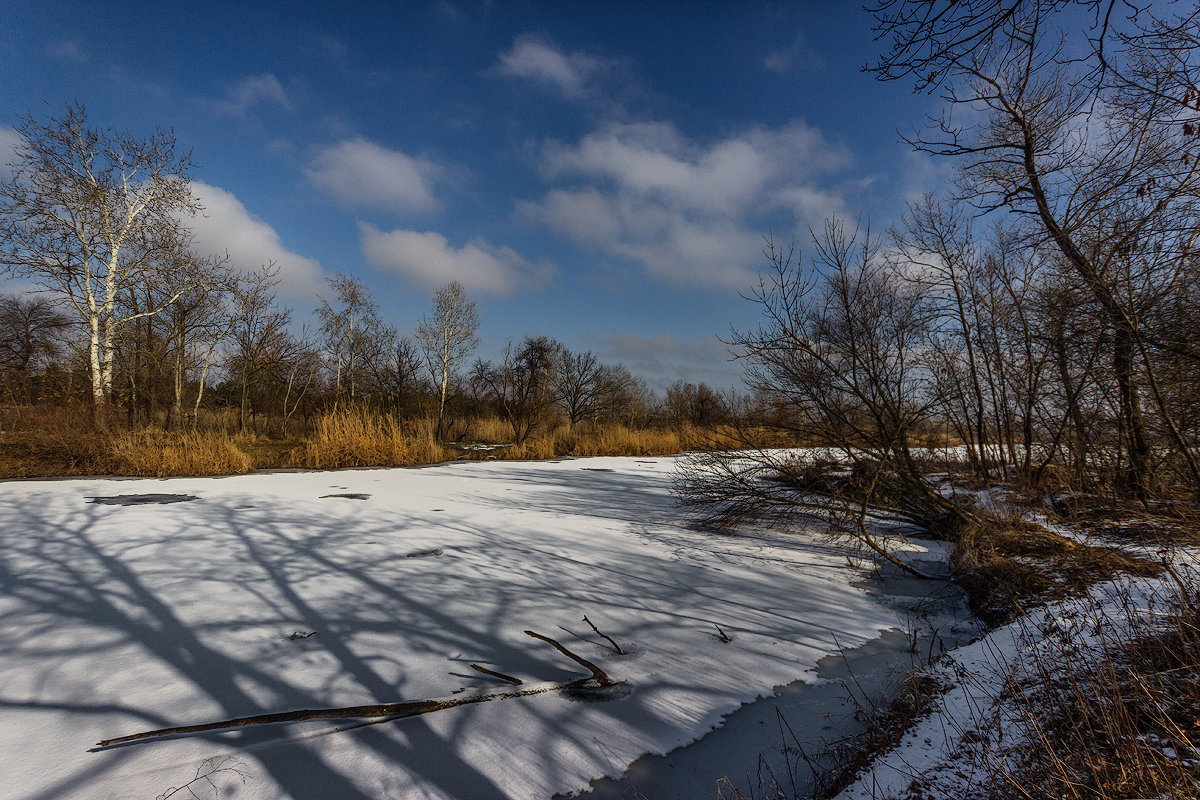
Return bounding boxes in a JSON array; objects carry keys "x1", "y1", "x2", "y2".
[{"x1": 94, "y1": 630, "x2": 618, "y2": 749}]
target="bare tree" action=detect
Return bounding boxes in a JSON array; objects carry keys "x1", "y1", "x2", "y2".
[
  {"x1": 552, "y1": 349, "x2": 637, "y2": 427},
  {"x1": 0, "y1": 293, "x2": 71, "y2": 403},
  {"x1": 226, "y1": 269, "x2": 294, "y2": 433},
  {"x1": 416, "y1": 281, "x2": 479, "y2": 440},
  {"x1": 316, "y1": 273, "x2": 381, "y2": 404},
  {"x1": 676, "y1": 225, "x2": 970, "y2": 578},
  {"x1": 0, "y1": 105, "x2": 204, "y2": 415},
  {"x1": 472, "y1": 335, "x2": 562, "y2": 444},
  {"x1": 869, "y1": 0, "x2": 1200, "y2": 498},
  {"x1": 159, "y1": 253, "x2": 233, "y2": 429}
]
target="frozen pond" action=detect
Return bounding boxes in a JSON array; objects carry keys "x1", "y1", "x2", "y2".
[{"x1": 0, "y1": 456, "x2": 939, "y2": 799}]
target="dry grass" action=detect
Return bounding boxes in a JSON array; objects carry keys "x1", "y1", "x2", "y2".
[
  {"x1": 980, "y1": 564, "x2": 1200, "y2": 800},
  {"x1": 106, "y1": 431, "x2": 253, "y2": 476},
  {"x1": 453, "y1": 414, "x2": 515, "y2": 445},
  {"x1": 0, "y1": 406, "x2": 258, "y2": 477},
  {"x1": 558, "y1": 423, "x2": 683, "y2": 457},
  {"x1": 950, "y1": 514, "x2": 1160, "y2": 627},
  {"x1": 0, "y1": 404, "x2": 106, "y2": 477},
  {"x1": 287, "y1": 409, "x2": 447, "y2": 469}
]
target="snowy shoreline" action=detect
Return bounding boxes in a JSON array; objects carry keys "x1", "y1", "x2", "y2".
[{"x1": 574, "y1": 557, "x2": 982, "y2": 800}]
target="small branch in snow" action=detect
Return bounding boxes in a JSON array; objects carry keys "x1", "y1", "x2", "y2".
[
  {"x1": 582, "y1": 615, "x2": 624, "y2": 654},
  {"x1": 524, "y1": 629, "x2": 616, "y2": 685},
  {"x1": 470, "y1": 664, "x2": 523, "y2": 685},
  {"x1": 156, "y1": 756, "x2": 250, "y2": 800},
  {"x1": 714, "y1": 624, "x2": 732, "y2": 643}
]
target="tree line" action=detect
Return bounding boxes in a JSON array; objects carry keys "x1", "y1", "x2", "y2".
[{"x1": 0, "y1": 105, "x2": 742, "y2": 441}]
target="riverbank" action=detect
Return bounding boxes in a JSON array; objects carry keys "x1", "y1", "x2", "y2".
[{"x1": 572, "y1": 546, "x2": 985, "y2": 800}]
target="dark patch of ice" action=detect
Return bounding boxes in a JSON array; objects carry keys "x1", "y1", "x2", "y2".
[
  {"x1": 87, "y1": 494, "x2": 198, "y2": 506},
  {"x1": 405, "y1": 548, "x2": 444, "y2": 558},
  {"x1": 564, "y1": 680, "x2": 631, "y2": 703}
]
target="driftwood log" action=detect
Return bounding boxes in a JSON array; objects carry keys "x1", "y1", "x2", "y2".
[{"x1": 95, "y1": 630, "x2": 618, "y2": 749}]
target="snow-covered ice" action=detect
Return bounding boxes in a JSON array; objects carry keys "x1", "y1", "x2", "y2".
[{"x1": 0, "y1": 456, "x2": 930, "y2": 800}]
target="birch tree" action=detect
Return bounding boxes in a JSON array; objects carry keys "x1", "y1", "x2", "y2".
[
  {"x1": 416, "y1": 281, "x2": 479, "y2": 440},
  {"x1": 316, "y1": 273, "x2": 381, "y2": 404},
  {"x1": 0, "y1": 105, "x2": 203, "y2": 416}
]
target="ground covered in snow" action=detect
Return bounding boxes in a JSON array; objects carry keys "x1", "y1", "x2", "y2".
[
  {"x1": 0, "y1": 456, "x2": 938, "y2": 800},
  {"x1": 834, "y1": 539, "x2": 1200, "y2": 800}
]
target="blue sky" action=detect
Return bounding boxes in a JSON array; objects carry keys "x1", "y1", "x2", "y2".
[{"x1": 1, "y1": 1, "x2": 943, "y2": 392}]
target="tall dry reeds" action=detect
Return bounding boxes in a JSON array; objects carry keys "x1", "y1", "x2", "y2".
[
  {"x1": 288, "y1": 408, "x2": 446, "y2": 469},
  {"x1": 558, "y1": 423, "x2": 682, "y2": 457},
  {"x1": 107, "y1": 431, "x2": 253, "y2": 476}
]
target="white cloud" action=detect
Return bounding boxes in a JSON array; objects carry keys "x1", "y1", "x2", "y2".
[
  {"x1": 216, "y1": 74, "x2": 291, "y2": 116},
  {"x1": 522, "y1": 120, "x2": 850, "y2": 288},
  {"x1": 46, "y1": 39, "x2": 88, "y2": 63},
  {"x1": 358, "y1": 223, "x2": 553, "y2": 296},
  {"x1": 493, "y1": 34, "x2": 616, "y2": 99},
  {"x1": 306, "y1": 138, "x2": 441, "y2": 214},
  {"x1": 0, "y1": 126, "x2": 21, "y2": 177},
  {"x1": 762, "y1": 31, "x2": 821, "y2": 74},
  {"x1": 187, "y1": 181, "x2": 324, "y2": 300},
  {"x1": 583, "y1": 331, "x2": 741, "y2": 394}
]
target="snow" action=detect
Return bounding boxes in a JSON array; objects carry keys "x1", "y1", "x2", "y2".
[
  {"x1": 834, "y1": 547, "x2": 1200, "y2": 800},
  {"x1": 0, "y1": 456, "x2": 932, "y2": 800}
]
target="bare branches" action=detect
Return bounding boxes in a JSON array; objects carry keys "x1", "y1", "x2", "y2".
[{"x1": 416, "y1": 281, "x2": 479, "y2": 440}]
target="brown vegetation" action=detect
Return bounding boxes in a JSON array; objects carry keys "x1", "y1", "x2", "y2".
[{"x1": 987, "y1": 565, "x2": 1200, "y2": 800}]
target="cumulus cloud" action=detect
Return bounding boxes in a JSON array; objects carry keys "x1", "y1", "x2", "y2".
[
  {"x1": 493, "y1": 34, "x2": 618, "y2": 100},
  {"x1": 306, "y1": 137, "x2": 442, "y2": 214},
  {"x1": 358, "y1": 222, "x2": 553, "y2": 296},
  {"x1": 521, "y1": 120, "x2": 850, "y2": 288},
  {"x1": 187, "y1": 181, "x2": 324, "y2": 300},
  {"x1": 216, "y1": 74, "x2": 292, "y2": 116}
]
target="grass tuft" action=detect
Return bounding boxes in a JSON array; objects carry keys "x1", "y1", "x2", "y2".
[{"x1": 981, "y1": 563, "x2": 1200, "y2": 799}]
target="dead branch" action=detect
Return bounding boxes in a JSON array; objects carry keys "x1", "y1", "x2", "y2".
[
  {"x1": 95, "y1": 628, "x2": 615, "y2": 749},
  {"x1": 714, "y1": 624, "x2": 732, "y2": 643},
  {"x1": 582, "y1": 615, "x2": 624, "y2": 654},
  {"x1": 470, "y1": 664, "x2": 523, "y2": 685},
  {"x1": 523, "y1": 630, "x2": 616, "y2": 685}
]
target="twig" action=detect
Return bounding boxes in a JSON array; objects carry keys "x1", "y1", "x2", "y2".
[
  {"x1": 96, "y1": 629, "x2": 615, "y2": 749},
  {"x1": 157, "y1": 756, "x2": 249, "y2": 800},
  {"x1": 582, "y1": 615, "x2": 624, "y2": 654},
  {"x1": 715, "y1": 623, "x2": 732, "y2": 643},
  {"x1": 470, "y1": 664, "x2": 523, "y2": 685}
]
